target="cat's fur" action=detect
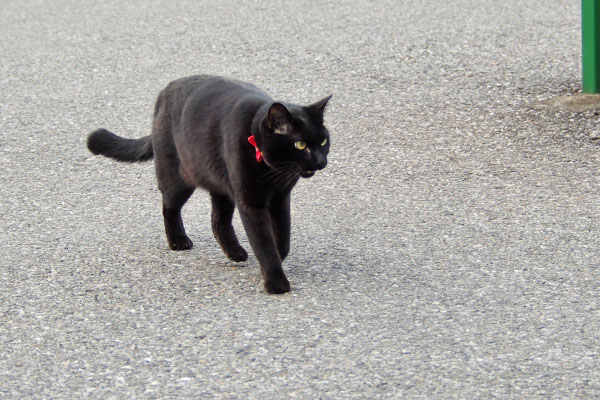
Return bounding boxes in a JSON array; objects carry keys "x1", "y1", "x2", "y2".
[{"x1": 87, "y1": 75, "x2": 332, "y2": 294}]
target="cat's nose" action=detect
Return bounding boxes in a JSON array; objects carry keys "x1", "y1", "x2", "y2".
[
  {"x1": 315, "y1": 157, "x2": 327, "y2": 170},
  {"x1": 312, "y1": 152, "x2": 326, "y2": 170}
]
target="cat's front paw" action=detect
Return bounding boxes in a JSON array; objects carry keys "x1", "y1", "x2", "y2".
[
  {"x1": 168, "y1": 235, "x2": 193, "y2": 251},
  {"x1": 264, "y1": 276, "x2": 290, "y2": 294}
]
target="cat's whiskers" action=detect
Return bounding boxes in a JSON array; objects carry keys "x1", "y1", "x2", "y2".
[
  {"x1": 264, "y1": 167, "x2": 298, "y2": 187},
  {"x1": 261, "y1": 163, "x2": 301, "y2": 188}
]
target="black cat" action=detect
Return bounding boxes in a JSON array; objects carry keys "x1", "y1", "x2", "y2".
[{"x1": 87, "y1": 75, "x2": 332, "y2": 294}]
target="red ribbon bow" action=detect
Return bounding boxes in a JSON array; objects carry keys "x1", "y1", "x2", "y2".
[{"x1": 248, "y1": 135, "x2": 263, "y2": 162}]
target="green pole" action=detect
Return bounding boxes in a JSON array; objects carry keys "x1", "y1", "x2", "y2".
[{"x1": 582, "y1": 0, "x2": 600, "y2": 93}]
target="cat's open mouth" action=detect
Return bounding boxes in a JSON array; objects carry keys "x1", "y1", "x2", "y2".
[{"x1": 301, "y1": 170, "x2": 315, "y2": 178}]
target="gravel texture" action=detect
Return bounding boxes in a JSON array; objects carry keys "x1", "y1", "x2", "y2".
[{"x1": 1, "y1": 0, "x2": 599, "y2": 398}]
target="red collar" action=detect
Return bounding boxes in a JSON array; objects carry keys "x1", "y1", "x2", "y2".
[{"x1": 248, "y1": 135, "x2": 263, "y2": 162}]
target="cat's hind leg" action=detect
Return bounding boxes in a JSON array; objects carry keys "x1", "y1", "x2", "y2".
[
  {"x1": 210, "y1": 192, "x2": 248, "y2": 262},
  {"x1": 153, "y1": 144, "x2": 194, "y2": 250},
  {"x1": 151, "y1": 92, "x2": 195, "y2": 250},
  {"x1": 161, "y1": 185, "x2": 194, "y2": 250}
]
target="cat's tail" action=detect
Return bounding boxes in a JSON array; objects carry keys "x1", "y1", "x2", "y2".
[{"x1": 87, "y1": 129, "x2": 153, "y2": 162}]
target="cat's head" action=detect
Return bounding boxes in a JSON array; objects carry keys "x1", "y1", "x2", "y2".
[{"x1": 257, "y1": 95, "x2": 332, "y2": 179}]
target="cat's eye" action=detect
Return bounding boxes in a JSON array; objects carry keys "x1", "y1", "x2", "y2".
[
  {"x1": 295, "y1": 141, "x2": 307, "y2": 150},
  {"x1": 321, "y1": 138, "x2": 328, "y2": 146}
]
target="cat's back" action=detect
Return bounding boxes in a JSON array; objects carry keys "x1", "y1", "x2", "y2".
[
  {"x1": 161, "y1": 75, "x2": 269, "y2": 108},
  {"x1": 155, "y1": 75, "x2": 269, "y2": 193},
  {"x1": 155, "y1": 75, "x2": 270, "y2": 141}
]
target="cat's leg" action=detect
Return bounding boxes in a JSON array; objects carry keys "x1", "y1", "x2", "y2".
[
  {"x1": 151, "y1": 95, "x2": 195, "y2": 250},
  {"x1": 268, "y1": 193, "x2": 291, "y2": 261},
  {"x1": 153, "y1": 148, "x2": 194, "y2": 250},
  {"x1": 210, "y1": 192, "x2": 248, "y2": 262},
  {"x1": 160, "y1": 185, "x2": 194, "y2": 250},
  {"x1": 237, "y1": 202, "x2": 290, "y2": 294}
]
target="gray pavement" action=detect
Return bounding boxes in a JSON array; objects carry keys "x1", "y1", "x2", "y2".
[{"x1": 1, "y1": 0, "x2": 599, "y2": 398}]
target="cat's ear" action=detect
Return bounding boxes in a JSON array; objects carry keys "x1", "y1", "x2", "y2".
[
  {"x1": 267, "y1": 103, "x2": 293, "y2": 135},
  {"x1": 308, "y1": 95, "x2": 332, "y2": 121}
]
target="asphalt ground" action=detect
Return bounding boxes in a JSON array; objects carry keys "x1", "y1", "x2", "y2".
[{"x1": 1, "y1": 0, "x2": 599, "y2": 398}]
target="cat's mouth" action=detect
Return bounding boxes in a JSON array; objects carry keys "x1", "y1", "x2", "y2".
[{"x1": 300, "y1": 170, "x2": 315, "y2": 178}]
